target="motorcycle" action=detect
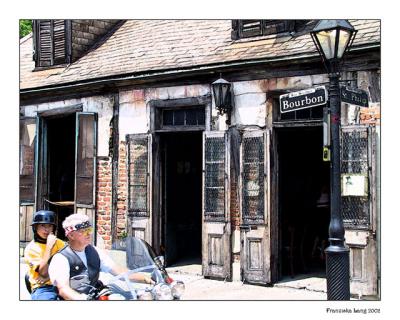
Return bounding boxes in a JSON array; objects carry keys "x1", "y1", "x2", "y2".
[{"x1": 76, "y1": 236, "x2": 185, "y2": 300}]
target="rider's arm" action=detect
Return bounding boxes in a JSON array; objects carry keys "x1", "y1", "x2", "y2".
[
  {"x1": 110, "y1": 264, "x2": 153, "y2": 284},
  {"x1": 96, "y1": 247, "x2": 154, "y2": 285},
  {"x1": 37, "y1": 234, "x2": 57, "y2": 278}
]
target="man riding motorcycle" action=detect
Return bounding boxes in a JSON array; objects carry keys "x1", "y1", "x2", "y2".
[{"x1": 48, "y1": 213, "x2": 153, "y2": 300}]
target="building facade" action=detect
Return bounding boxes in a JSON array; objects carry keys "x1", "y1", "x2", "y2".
[{"x1": 19, "y1": 19, "x2": 380, "y2": 298}]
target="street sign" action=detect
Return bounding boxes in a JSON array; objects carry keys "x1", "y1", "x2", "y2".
[
  {"x1": 340, "y1": 86, "x2": 369, "y2": 108},
  {"x1": 280, "y1": 86, "x2": 327, "y2": 113}
]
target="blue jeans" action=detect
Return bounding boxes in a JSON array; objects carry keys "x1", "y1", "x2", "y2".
[{"x1": 31, "y1": 285, "x2": 58, "y2": 300}]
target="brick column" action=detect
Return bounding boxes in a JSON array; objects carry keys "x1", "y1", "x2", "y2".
[
  {"x1": 116, "y1": 141, "x2": 128, "y2": 238},
  {"x1": 96, "y1": 157, "x2": 112, "y2": 248}
]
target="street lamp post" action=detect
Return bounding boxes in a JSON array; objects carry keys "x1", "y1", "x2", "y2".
[{"x1": 310, "y1": 20, "x2": 357, "y2": 300}]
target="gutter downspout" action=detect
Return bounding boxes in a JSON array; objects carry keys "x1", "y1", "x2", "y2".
[{"x1": 110, "y1": 93, "x2": 120, "y2": 245}]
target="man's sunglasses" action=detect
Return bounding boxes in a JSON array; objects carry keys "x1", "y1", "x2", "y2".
[{"x1": 76, "y1": 227, "x2": 93, "y2": 236}]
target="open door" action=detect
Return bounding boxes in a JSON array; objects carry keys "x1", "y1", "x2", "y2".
[
  {"x1": 35, "y1": 115, "x2": 49, "y2": 211},
  {"x1": 74, "y1": 112, "x2": 97, "y2": 239},
  {"x1": 340, "y1": 125, "x2": 378, "y2": 296},
  {"x1": 202, "y1": 131, "x2": 231, "y2": 280},
  {"x1": 240, "y1": 130, "x2": 271, "y2": 284},
  {"x1": 126, "y1": 133, "x2": 152, "y2": 244}
]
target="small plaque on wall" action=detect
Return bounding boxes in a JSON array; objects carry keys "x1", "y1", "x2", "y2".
[{"x1": 341, "y1": 174, "x2": 368, "y2": 197}]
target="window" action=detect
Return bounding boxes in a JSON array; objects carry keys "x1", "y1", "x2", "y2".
[
  {"x1": 231, "y1": 20, "x2": 311, "y2": 40},
  {"x1": 33, "y1": 20, "x2": 71, "y2": 67},
  {"x1": 231, "y1": 20, "x2": 294, "y2": 40},
  {"x1": 162, "y1": 107, "x2": 205, "y2": 127}
]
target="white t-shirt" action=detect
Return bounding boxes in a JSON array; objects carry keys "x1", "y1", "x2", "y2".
[{"x1": 49, "y1": 246, "x2": 115, "y2": 287}]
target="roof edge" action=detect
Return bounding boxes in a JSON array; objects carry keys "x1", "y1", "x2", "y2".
[{"x1": 20, "y1": 42, "x2": 380, "y2": 95}]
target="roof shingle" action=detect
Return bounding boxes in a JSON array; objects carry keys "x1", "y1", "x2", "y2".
[{"x1": 20, "y1": 19, "x2": 380, "y2": 90}]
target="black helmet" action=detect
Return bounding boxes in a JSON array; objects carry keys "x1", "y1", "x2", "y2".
[{"x1": 31, "y1": 210, "x2": 57, "y2": 227}]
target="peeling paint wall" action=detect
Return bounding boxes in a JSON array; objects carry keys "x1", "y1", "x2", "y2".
[
  {"x1": 119, "y1": 84, "x2": 211, "y2": 139},
  {"x1": 20, "y1": 96, "x2": 114, "y2": 157}
]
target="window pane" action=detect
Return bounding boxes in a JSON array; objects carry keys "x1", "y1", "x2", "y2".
[
  {"x1": 197, "y1": 108, "x2": 205, "y2": 125},
  {"x1": 185, "y1": 108, "x2": 197, "y2": 125},
  {"x1": 163, "y1": 110, "x2": 173, "y2": 126},
  {"x1": 174, "y1": 109, "x2": 185, "y2": 125}
]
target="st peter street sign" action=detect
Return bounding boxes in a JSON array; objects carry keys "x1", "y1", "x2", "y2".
[
  {"x1": 340, "y1": 86, "x2": 369, "y2": 108},
  {"x1": 280, "y1": 86, "x2": 327, "y2": 113}
]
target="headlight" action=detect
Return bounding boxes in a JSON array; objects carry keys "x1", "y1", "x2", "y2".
[
  {"x1": 170, "y1": 281, "x2": 185, "y2": 299},
  {"x1": 152, "y1": 283, "x2": 173, "y2": 300},
  {"x1": 137, "y1": 289, "x2": 153, "y2": 300}
]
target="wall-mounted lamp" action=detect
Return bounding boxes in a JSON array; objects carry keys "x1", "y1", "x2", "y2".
[{"x1": 212, "y1": 77, "x2": 232, "y2": 125}]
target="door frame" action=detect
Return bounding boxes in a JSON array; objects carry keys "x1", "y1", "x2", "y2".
[
  {"x1": 149, "y1": 95, "x2": 212, "y2": 261},
  {"x1": 272, "y1": 121, "x2": 324, "y2": 281}
]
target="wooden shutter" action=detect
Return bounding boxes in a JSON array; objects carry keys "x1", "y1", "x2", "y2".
[
  {"x1": 75, "y1": 113, "x2": 97, "y2": 208},
  {"x1": 126, "y1": 134, "x2": 152, "y2": 244},
  {"x1": 53, "y1": 20, "x2": 67, "y2": 64},
  {"x1": 240, "y1": 130, "x2": 271, "y2": 285},
  {"x1": 34, "y1": 20, "x2": 68, "y2": 67},
  {"x1": 202, "y1": 131, "x2": 231, "y2": 280},
  {"x1": 20, "y1": 118, "x2": 36, "y2": 203}
]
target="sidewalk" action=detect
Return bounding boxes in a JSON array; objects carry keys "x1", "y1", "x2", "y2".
[{"x1": 20, "y1": 258, "x2": 327, "y2": 300}]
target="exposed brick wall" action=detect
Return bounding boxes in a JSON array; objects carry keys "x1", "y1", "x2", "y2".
[
  {"x1": 96, "y1": 157, "x2": 112, "y2": 248},
  {"x1": 116, "y1": 141, "x2": 128, "y2": 237},
  {"x1": 360, "y1": 104, "x2": 380, "y2": 125}
]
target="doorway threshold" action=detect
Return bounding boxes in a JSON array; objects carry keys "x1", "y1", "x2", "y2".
[
  {"x1": 275, "y1": 273, "x2": 327, "y2": 293},
  {"x1": 166, "y1": 258, "x2": 202, "y2": 277}
]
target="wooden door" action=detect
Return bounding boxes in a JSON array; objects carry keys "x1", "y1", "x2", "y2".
[
  {"x1": 74, "y1": 112, "x2": 97, "y2": 237},
  {"x1": 240, "y1": 130, "x2": 271, "y2": 284},
  {"x1": 202, "y1": 131, "x2": 231, "y2": 280},
  {"x1": 126, "y1": 133, "x2": 153, "y2": 244},
  {"x1": 340, "y1": 125, "x2": 378, "y2": 295},
  {"x1": 35, "y1": 115, "x2": 49, "y2": 211}
]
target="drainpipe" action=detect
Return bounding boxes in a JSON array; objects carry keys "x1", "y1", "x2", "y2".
[{"x1": 110, "y1": 92, "x2": 120, "y2": 244}]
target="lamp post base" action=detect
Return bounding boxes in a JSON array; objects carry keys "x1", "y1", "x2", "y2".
[{"x1": 325, "y1": 244, "x2": 350, "y2": 300}]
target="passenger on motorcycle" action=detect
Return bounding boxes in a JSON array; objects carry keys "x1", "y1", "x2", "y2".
[
  {"x1": 48, "y1": 213, "x2": 154, "y2": 300},
  {"x1": 24, "y1": 210, "x2": 66, "y2": 300}
]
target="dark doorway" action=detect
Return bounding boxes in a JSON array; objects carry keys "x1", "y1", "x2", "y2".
[
  {"x1": 161, "y1": 131, "x2": 203, "y2": 266},
  {"x1": 277, "y1": 126, "x2": 330, "y2": 278},
  {"x1": 45, "y1": 114, "x2": 76, "y2": 240}
]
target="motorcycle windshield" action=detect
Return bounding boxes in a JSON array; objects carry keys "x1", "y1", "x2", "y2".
[
  {"x1": 111, "y1": 236, "x2": 159, "y2": 273},
  {"x1": 126, "y1": 237, "x2": 156, "y2": 272}
]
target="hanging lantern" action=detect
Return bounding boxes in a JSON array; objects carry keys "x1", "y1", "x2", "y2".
[{"x1": 212, "y1": 77, "x2": 232, "y2": 116}]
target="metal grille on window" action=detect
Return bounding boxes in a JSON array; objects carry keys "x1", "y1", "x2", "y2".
[
  {"x1": 128, "y1": 137, "x2": 149, "y2": 217},
  {"x1": 242, "y1": 135, "x2": 265, "y2": 225},
  {"x1": 340, "y1": 128, "x2": 370, "y2": 228},
  {"x1": 204, "y1": 136, "x2": 225, "y2": 221}
]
